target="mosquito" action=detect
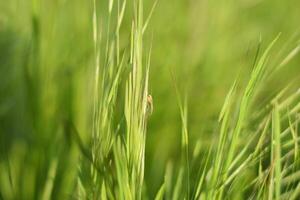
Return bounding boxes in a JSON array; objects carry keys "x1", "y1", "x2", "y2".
[{"x1": 146, "y1": 94, "x2": 153, "y2": 117}]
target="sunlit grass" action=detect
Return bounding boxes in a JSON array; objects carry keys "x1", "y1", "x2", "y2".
[{"x1": 0, "y1": 0, "x2": 300, "y2": 199}]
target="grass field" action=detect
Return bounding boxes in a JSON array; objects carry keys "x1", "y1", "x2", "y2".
[{"x1": 1, "y1": 0, "x2": 300, "y2": 199}]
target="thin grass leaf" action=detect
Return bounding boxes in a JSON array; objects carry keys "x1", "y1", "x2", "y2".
[
  {"x1": 41, "y1": 158, "x2": 58, "y2": 200},
  {"x1": 288, "y1": 112, "x2": 299, "y2": 161},
  {"x1": 154, "y1": 183, "x2": 165, "y2": 200},
  {"x1": 142, "y1": 0, "x2": 158, "y2": 34},
  {"x1": 272, "y1": 101, "x2": 282, "y2": 200}
]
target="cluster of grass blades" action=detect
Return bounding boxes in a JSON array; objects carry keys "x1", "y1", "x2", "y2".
[
  {"x1": 1, "y1": 0, "x2": 300, "y2": 199},
  {"x1": 76, "y1": 0, "x2": 155, "y2": 199},
  {"x1": 163, "y1": 35, "x2": 300, "y2": 199}
]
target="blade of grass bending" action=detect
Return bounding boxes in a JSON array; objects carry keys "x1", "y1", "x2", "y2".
[
  {"x1": 227, "y1": 34, "x2": 280, "y2": 167},
  {"x1": 277, "y1": 44, "x2": 300, "y2": 70},
  {"x1": 209, "y1": 80, "x2": 236, "y2": 198},
  {"x1": 219, "y1": 35, "x2": 280, "y2": 199},
  {"x1": 228, "y1": 35, "x2": 280, "y2": 166}
]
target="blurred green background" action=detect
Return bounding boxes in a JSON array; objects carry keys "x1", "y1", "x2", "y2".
[{"x1": 1, "y1": 0, "x2": 300, "y2": 198}]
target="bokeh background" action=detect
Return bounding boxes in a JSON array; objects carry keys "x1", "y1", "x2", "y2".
[{"x1": 1, "y1": 0, "x2": 300, "y2": 198}]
